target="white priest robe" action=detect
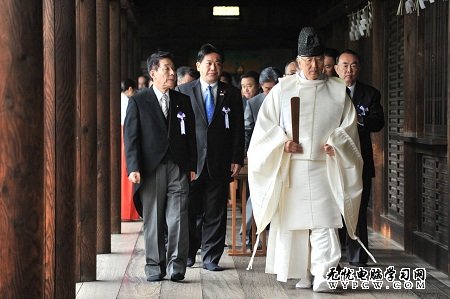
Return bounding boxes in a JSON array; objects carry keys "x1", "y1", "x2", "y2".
[{"x1": 247, "y1": 73, "x2": 363, "y2": 282}]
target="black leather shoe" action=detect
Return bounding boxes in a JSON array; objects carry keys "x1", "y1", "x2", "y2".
[
  {"x1": 187, "y1": 257, "x2": 195, "y2": 267},
  {"x1": 170, "y1": 272, "x2": 185, "y2": 282},
  {"x1": 146, "y1": 274, "x2": 163, "y2": 282},
  {"x1": 349, "y1": 262, "x2": 368, "y2": 267},
  {"x1": 203, "y1": 263, "x2": 224, "y2": 271}
]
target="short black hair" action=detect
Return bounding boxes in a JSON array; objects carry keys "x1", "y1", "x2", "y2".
[
  {"x1": 147, "y1": 50, "x2": 174, "y2": 73},
  {"x1": 177, "y1": 66, "x2": 200, "y2": 83},
  {"x1": 177, "y1": 66, "x2": 191, "y2": 79},
  {"x1": 121, "y1": 78, "x2": 136, "y2": 92},
  {"x1": 189, "y1": 69, "x2": 200, "y2": 80},
  {"x1": 336, "y1": 49, "x2": 360, "y2": 64},
  {"x1": 240, "y1": 71, "x2": 259, "y2": 85},
  {"x1": 220, "y1": 71, "x2": 232, "y2": 84},
  {"x1": 138, "y1": 75, "x2": 149, "y2": 81},
  {"x1": 324, "y1": 48, "x2": 339, "y2": 61},
  {"x1": 197, "y1": 43, "x2": 224, "y2": 63}
]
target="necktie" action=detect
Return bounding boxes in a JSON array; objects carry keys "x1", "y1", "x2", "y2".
[
  {"x1": 161, "y1": 93, "x2": 169, "y2": 118},
  {"x1": 346, "y1": 87, "x2": 352, "y2": 98},
  {"x1": 205, "y1": 85, "x2": 215, "y2": 124}
]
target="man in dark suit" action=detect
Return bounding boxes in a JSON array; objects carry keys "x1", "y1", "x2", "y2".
[
  {"x1": 176, "y1": 43, "x2": 245, "y2": 271},
  {"x1": 242, "y1": 66, "x2": 279, "y2": 246},
  {"x1": 335, "y1": 49, "x2": 385, "y2": 267},
  {"x1": 124, "y1": 51, "x2": 197, "y2": 282},
  {"x1": 244, "y1": 66, "x2": 280, "y2": 151}
]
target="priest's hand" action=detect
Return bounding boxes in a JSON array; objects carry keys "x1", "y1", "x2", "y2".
[
  {"x1": 230, "y1": 163, "x2": 241, "y2": 177},
  {"x1": 284, "y1": 140, "x2": 303, "y2": 153},
  {"x1": 129, "y1": 171, "x2": 141, "y2": 184},
  {"x1": 324, "y1": 144, "x2": 335, "y2": 156}
]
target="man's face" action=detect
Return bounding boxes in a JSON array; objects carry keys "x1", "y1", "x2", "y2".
[
  {"x1": 297, "y1": 55, "x2": 324, "y2": 80},
  {"x1": 323, "y1": 56, "x2": 337, "y2": 77},
  {"x1": 150, "y1": 58, "x2": 176, "y2": 92},
  {"x1": 261, "y1": 81, "x2": 276, "y2": 95},
  {"x1": 335, "y1": 53, "x2": 360, "y2": 86},
  {"x1": 241, "y1": 77, "x2": 259, "y2": 99},
  {"x1": 196, "y1": 53, "x2": 222, "y2": 84},
  {"x1": 284, "y1": 61, "x2": 297, "y2": 76},
  {"x1": 138, "y1": 76, "x2": 147, "y2": 89}
]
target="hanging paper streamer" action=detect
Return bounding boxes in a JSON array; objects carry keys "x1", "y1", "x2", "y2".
[
  {"x1": 177, "y1": 112, "x2": 186, "y2": 135},
  {"x1": 348, "y1": 1, "x2": 373, "y2": 41},
  {"x1": 397, "y1": 0, "x2": 440, "y2": 16}
]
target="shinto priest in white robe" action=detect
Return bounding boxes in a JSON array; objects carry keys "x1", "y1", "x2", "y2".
[{"x1": 247, "y1": 72, "x2": 365, "y2": 282}]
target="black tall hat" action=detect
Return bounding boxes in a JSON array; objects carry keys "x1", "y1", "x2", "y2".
[{"x1": 297, "y1": 27, "x2": 324, "y2": 57}]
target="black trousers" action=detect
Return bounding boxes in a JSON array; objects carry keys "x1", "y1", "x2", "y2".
[
  {"x1": 340, "y1": 175, "x2": 372, "y2": 263},
  {"x1": 188, "y1": 166, "x2": 229, "y2": 265}
]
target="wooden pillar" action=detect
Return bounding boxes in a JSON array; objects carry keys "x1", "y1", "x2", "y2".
[
  {"x1": 133, "y1": 30, "x2": 139, "y2": 78},
  {"x1": 43, "y1": 0, "x2": 77, "y2": 297},
  {"x1": 127, "y1": 24, "x2": 134, "y2": 79},
  {"x1": 120, "y1": 9, "x2": 128, "y2": 81},
  {"x1": 0, "y1": 2, "x2": 45, "y2": 298},
  {"x1": 370, "y1": 0, "x2": 386, "y2": 233},
  {"x1": 136, "y1": 32, "x2": 143, "y2": 76},
  {"x1": 76, "y1": 0, "x2": 97, "y2": 281},
  {"x1": 110, "y1": 0, "x2": 122, "y2": 234},
  {"x1": 97, "y1": 0, "x2": 111, "y2": 254}
]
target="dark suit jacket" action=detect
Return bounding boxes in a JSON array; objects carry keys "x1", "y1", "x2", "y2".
[
  {"x1": 244, "y1": 92, "x2": 266, "y2": 152},
  {"x1": 123, "y1": 87, "x2": 197, "y2": 214},
  {"x1": 352, "y1": 81, "x2": 385, "y2": 178},
  {"x1": 176, "y1": 80, "x2": 244, "y2": 180}
]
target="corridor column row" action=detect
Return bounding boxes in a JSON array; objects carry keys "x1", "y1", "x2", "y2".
[{"x1": 0, "y1": 0, "x2": 141, "y2": 298}]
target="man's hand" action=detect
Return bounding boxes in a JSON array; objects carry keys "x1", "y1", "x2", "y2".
[
  {"x1": 324, "y1": 144, "x2": 335, "y2": 156},
  {"x1": 284, "y1": 140, "x2": 303, "y2": 153},
  {"x1": 128, "y1": 171, "x2": 141, "y2": 184},
  {"x1": 189, "y1": 171, "x2": 196, "y2": 181},
  {"x1": 230, "y1": 163, "x2": 241, "y2": 177}
]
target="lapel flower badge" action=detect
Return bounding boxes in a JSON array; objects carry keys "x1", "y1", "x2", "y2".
[
  {"x1": 177, "y1": 111, "x2": 186, "y2": 135},
  {"x1": 222, "y1": 106, "x2": 231, "y2": 129},
  {"x1": 356, "y1": 104, "x2": 369, "y2": 116}
]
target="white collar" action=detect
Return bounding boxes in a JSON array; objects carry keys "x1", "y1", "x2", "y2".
[
  {"x1": 153, "y1": 86, "x2": 168, "y2": 101},
  {"x1": 199, "y1": 79, "x2": 218, "y2": 93},
  {"x1": 347, "y1": 83, "x2": 356, "y2": 97}
]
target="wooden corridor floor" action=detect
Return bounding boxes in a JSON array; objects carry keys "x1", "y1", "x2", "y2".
[{"x1": 76, "y1": 211, "x2": 450, "y2": 299}]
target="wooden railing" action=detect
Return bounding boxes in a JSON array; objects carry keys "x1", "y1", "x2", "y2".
[{"x1": 228, "y1": 162, "x2": 267, "y2": 256}]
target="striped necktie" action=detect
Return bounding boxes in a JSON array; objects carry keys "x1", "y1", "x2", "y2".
[{"x1": 161, "y1": 93, "x2": 169, "y2": 118}]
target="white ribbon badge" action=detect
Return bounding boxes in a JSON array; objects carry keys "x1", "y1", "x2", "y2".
[
  {"x1": 177, "y1": 112, "x2": 186, "y2": 135},
  {"x1": 222, "y1": 107, "x2": 230, "y2": 129}
]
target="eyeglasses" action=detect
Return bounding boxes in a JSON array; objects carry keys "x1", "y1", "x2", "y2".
[{"x1": 298, "y1": 56, "x2": 324, "y2": 65}]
